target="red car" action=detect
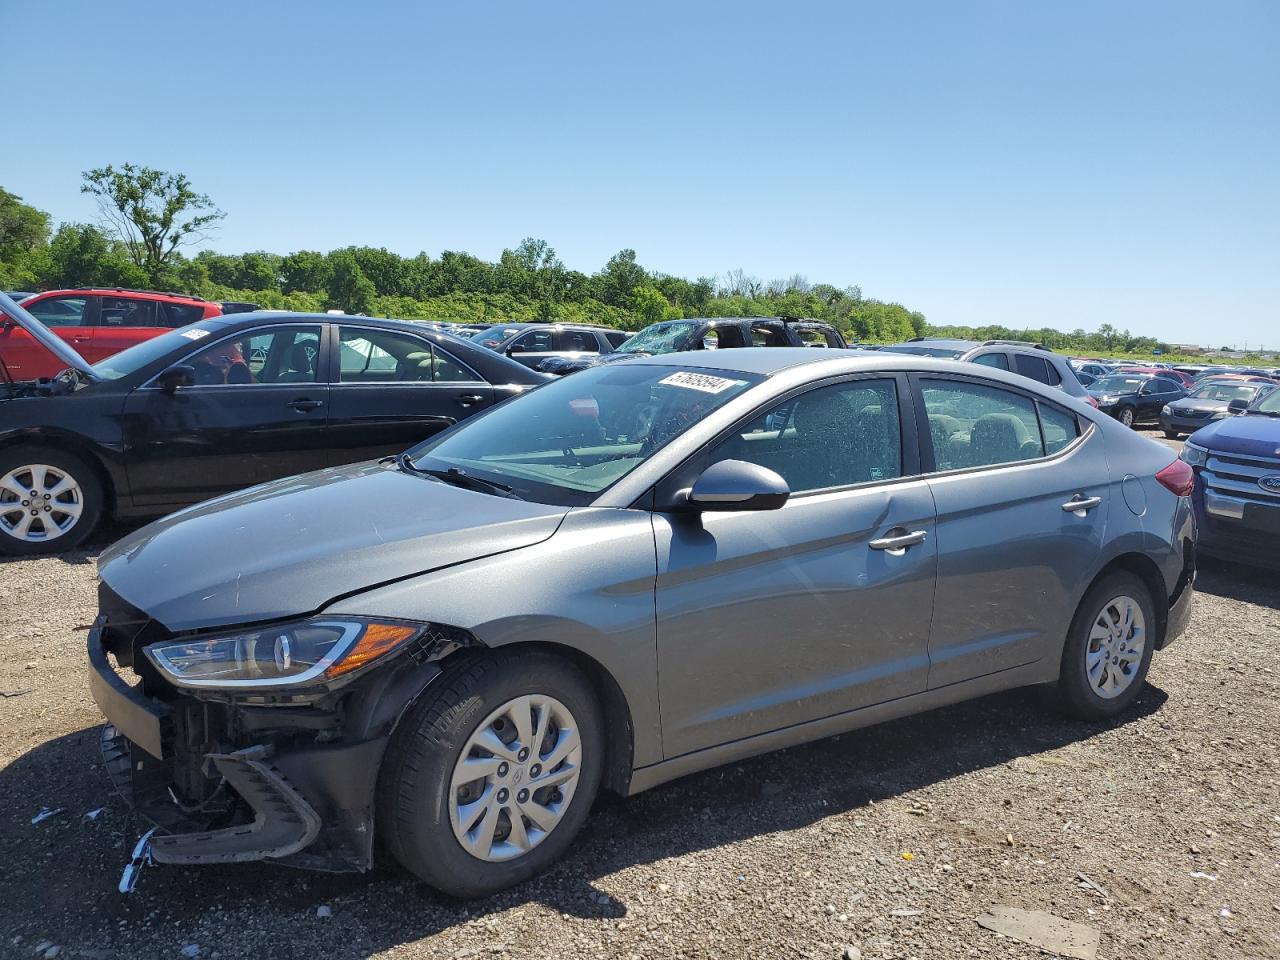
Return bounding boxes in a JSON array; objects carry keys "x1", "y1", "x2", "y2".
[
  {"x1": 1115, "y1": 366, "x2": 1196, "y2": 389},
  {"x1": 0, "y1": 288, "x2": 222, "y2": 379}
]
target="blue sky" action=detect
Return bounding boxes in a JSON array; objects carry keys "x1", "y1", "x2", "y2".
[{"x1": 5, "y1": 1, "x2": 1277, "y2": 346}]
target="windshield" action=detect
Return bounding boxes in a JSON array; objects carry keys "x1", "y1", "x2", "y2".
[
  {"x1": 616, "y1": 321, "x2": 699, "y2": 355},
  {"x1": 1092, "y1": 375, "x2": 1145, "y2": 393},
  {"x1": 410, "y1": 363, "x2": 760, "y2": 505},
  {"x1": 92, "y1": 322, "x2": 223, "y2": 380},
  {"x1": 879, "y1": 344, "x2": 966, "y2": 359},
  {"x1": 470, "y1": 324, "x2": 524, "y2": 347},
  {"x1": 1190, "y1": 382, "x2": 1264, "y2": 403}
]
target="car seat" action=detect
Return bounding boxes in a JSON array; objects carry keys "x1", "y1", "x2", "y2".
[
  {"x1": 969, "y1": 413, "x2": 1036, "y2": 466},
  {"x1": 278, "y1": 342, "x2": 316, "y2": 383}
]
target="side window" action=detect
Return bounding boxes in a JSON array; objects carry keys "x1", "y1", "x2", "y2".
[
  {"x1": 26, "y1": 296, "x2": 90, "y2": 328},
  {"x1": 711, "y1": 379, "x2": 902, "y2": 493},
  {"x1": 972, "y1": 352, "x2": 1009, "y2": 371},
  {"x1": 1044, "y1": 360, "x2": 1062, "y2": 385},
  {"x1": 155, "y1": 301, "x2": 206, "y2": 328},
  {"x1": 1039, "y1": 403, "x2": 1079, "y2": 454},
  {"x1": 339, "y1": 327, "x2": 434, "y2": 383},
  {"x1": 184, "y1": 325, "x2": 321, "y2": 386},
  {"x1": 750, "y1": 325, "x2": 789, "y2": 347},
  {"x1": 101, "y1": 296, "x2": 156, "y2": 328},
  {"x1": 509, "y1": 330, "x2": 553, "y2": 354},
  {"x1": 921, "y1": 380, "x2": 1044, "y2": 470},
  {"x1": 1151, "y1": 377, "x2": 1178, "y2": 393},
  {"x1": 556, "y1": 330, "x2": 599, "y2": 354},
  {"x1": 1013, "y1": 354, "x2": 1052, "y2": 384},
  {"x1": 430, "y1": 344, "x2": 483, "y2": 383},
  {"x1": 604, "y1": 331, "x2": 628, "y2": 348}
]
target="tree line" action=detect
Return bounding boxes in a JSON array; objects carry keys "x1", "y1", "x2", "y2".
[{"x1": 0, "y1": 167, "x2": 1176, "y2": 353}]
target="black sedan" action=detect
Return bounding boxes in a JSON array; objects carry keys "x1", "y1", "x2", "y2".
[
  {"x1": 1087, "y1": 372, "x2": 1187, "y2": 428},
  {"x1": 0, "y1": 301, "x2": 547, "y2": 554}
]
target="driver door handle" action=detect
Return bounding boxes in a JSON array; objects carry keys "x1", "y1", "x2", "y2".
[
  {"x1": 456, "y1": 393, "x2": 485, "y2": 407},
  {"x1": 869, "y1": 529, "x2": 928, "y2": 554},
  {"x1": 1062, "y1": 495, "x2": 1103, "y2": 514},
  {"x1": 287, "y1": 398, "x2": 323, "y2": 412}
]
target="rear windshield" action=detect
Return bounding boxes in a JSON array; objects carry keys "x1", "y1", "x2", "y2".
[
  {"x1": 92, "y1": 322, "x2": 224, "y2": 380},
  {"x1": 1092, "y1": 375, "x2": 1145, "y2": 393}
]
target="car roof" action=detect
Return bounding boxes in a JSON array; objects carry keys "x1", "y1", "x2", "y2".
[
  {"x1": 30, "y1": 287, "x2": 211, "y2": 303},
  {"x1": 625, "y1": 346, "x2": 977, "y2": 376}
]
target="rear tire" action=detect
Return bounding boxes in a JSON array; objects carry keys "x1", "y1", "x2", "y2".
[
  {"x1": 0, "y1": 446, "x2": 103, "y2": 555},
  {"x1": 1055, "y1": 571, "x2": 1156, "y2": 721},
  {"x1": 377, "y1": 650, "x2": 603, "y2": 898},
  {"x1": 1163, "y1": 430, "x2": 1180, "y2": 440}
]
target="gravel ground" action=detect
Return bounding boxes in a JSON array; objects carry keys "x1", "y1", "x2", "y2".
[{"x1": 2, "y1": 429, "x2": 1278, "y2": 960}]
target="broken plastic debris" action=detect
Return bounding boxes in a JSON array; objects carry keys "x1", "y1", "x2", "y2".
[
  {"x1": 118, "y1": 827, "x2": 158, "y2": 894},
  {"x1": 976, "y1": 906, "x2": 1100, "y2": 960},
  {"x1": 181, "y1": 945, "x2": 200, "y2": 958},
  {"x1": 30, "y1": 807, "x2": 64, "y2": 825},
  {"x1": 900, "y1": 851, "x2": 914, "y2": 861},
  {"x1": 1219, "y1": 906, "x2": 1233, "y2": 918},
  {"x1": 316, "y1": 905, "x2": 332, "y2": 918},
  {"x1": 891, "y1": 908, "x2": 923, "y2": 917},
  {"x1": 1190, "y1": 871, "x2": 1218, "y2": 881},
  {"x1": 83, "y1": 807, "x2": 105, "y2": 822}
]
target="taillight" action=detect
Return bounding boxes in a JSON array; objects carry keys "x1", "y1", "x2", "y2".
[
  {"x1": 1085, "y1": 395, "x2": 1099, "y2": 408},
  {"x1": 1155, "y1": 458, "x2": 1194, "y2": 497}
]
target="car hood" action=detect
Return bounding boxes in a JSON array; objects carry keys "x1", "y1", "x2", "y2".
[
  {"x1": 0, "y1": 291, "x2": 101, "y2": 382},
  {"x1": 97, "y1": 460, "x2": 569, "y2": 632},
  {"x1": 1088, "y1": 388, "x2": 1138, "y2": 399},
  {"x1": 1171, "y1": 398, "x2": 1229, "y2": 414},
  {"x1": 1188, "y1": 413, "x2": 1280, "y2": 456}
]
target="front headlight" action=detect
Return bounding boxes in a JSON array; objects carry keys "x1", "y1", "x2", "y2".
[
  {"x1": 144, "y1": 618, "x2": 423, "y2": 689},
  {"x1": 1162, "y1": 404, "x2": 1172, "y2": 414},
  {"x1": 1181, "y1": 442, "x2": 1209, "y2": 468}
]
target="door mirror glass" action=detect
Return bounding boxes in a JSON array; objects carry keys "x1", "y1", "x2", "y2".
[
  {"x1": 1228, "y1": 398, "x2": 1249, "y2": 413},
  {"x1": 687, "y1": 459, "x2": 789, "y2": 511},
  {"x1": 156, "y1": 364, "x2": 196, "y2": 392}
]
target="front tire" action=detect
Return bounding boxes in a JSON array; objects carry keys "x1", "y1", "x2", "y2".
[
  {"x1": 378, "y1": 650, "x2": 603, "y2": 898},
  {"x1": 1117, "y1": 407, "x2": 1136, "y2": 428},
  {"x1": 0, "y1": 446, "x2": 103, "y2": 555},
  {"x1": 1163, "y1": 429, "x2": 1180, "y2": 440},
  {"x1": 1055, "y1": 571, "x2": 1155, "y2": 721}
]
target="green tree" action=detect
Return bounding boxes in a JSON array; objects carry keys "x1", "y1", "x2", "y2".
[
  {"x1": 326, "y1": 251, "x2": 375, "y2": 314},
  {"x1": 0, "y1": 188, "x2": 51, "y2": 262},
  {"x1": 281, "y1": 250, "x2": 331, "y2": 293},
  {"x1": 47, "y1": 223, "x2": 147, "y2": 288},
  {"x1": 236, "y1": 251, "x2": 282, "y2": 291},
  {"x1": 596, "y1": 249, "x2": 647, "y2": 307},
  {"x1": 81, "y1": 164, "x2": 225, "y2": 282}
]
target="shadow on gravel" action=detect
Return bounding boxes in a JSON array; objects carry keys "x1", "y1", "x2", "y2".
[
  {"x1": 1194, "y1": 556, "x2": 1280, "y2": 609},
  {"x1": 0, "y1": 683, "x2": 1167, "y2": 959},
  {"x1": 0, "y1": 517, "x2": 146, "y2": 568}
]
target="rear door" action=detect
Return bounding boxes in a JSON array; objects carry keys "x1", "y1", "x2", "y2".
[
  {"x1": 654, "y1": 375, "x2": 937, "y2": 757},
  {"x1": 1, "y1": 294, "x2": 98, "y2": 378},
  {"x1": 90, "y1": 295, "x2": 159, "y2": 363},
  {"x1": 914, "y1": 374, "x2": 1109, "y2": 686},
  {"x1": 1140, "y1": 376, "x2": 1183, "y2": 418},
  {"x1": 122, "y1": 323, "x2": 330, "y2": 507},
  {"x1": 504, "y1": 328, "x2": 556, "y2": 369},
  {"x1": 327, "y1": 324, "x2": 494, "y2": 462},
  {"x1": 554, "y1": 328, "x2": 602, "y2": 365}
]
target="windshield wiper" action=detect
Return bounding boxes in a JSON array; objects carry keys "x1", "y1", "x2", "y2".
[{"x1": 397, "y1": 453, "x2": 520, "y2": 498}]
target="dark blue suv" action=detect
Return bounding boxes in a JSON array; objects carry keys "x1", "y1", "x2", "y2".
[{"x1": 1182, "y1": 386, "x2": 1280, "y2": 568}]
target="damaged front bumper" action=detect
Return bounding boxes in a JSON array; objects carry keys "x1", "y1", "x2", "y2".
[{"x1": 87, "y1": 615, "x2": 449, "y2": 873}]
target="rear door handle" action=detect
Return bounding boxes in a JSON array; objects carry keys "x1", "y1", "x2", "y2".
[
  {"x1": 869, "y1": 529, "x2": 928, "y2": 554},
  {"x1": 287, "y1": 399, "x2": 324, "y2": 412},
  {"x1": 1062, "y1": 495, "x2": 1103, "y2": 515},
  {"x1": 456, "y1": 393, "x2": 485, "y2": 407}
]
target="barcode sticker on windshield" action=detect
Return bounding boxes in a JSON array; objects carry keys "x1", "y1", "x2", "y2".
[
  {"x1": 179, "y1": 329, "x2": 211, "y2": 341},
  {"x1": 659, "y1": 372, "x2": 744, "y2": 394}
]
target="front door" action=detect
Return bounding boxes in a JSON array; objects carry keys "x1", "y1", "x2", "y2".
[
  {"x1": 1, "y1": 294, "x2": 98, "y2": 378},
  {"x1": 915, "y1": 374, "x2": 1111, "y2": 687},
  {"x1": 122, "y1": 324, "x2": 330, "y2": 507},
  {"x1": 653, "y1": 376, "x2": 937, "y2": 758},
  {"x1": 327, "y1": 325, "x2": 495, "y2": 463}
]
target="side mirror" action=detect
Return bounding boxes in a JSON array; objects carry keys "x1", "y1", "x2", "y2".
[
  {"x1": 685, "y1": 459, "x2": 790, "y2": 512},
  {"x1": 156, "y1": 364, "x2": 196, "y2": 392},
  {"x1": 1228, "y1": 398, "x2": 1249, "y2": 414}
]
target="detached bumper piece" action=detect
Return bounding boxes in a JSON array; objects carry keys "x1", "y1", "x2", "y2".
[{"x1": 102, "y1": 726, "x2": 321, "y2": 864}]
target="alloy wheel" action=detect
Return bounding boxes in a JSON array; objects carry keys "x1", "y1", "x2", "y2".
[
  {"x1": 1119, "y1": 408, "x2": 1135, "y2": 427},
  {"x1": 448, "y1": 694, "x2": 583, "y2": 862},
  {"x1": 1086, "y1": 595, "x2": 1146, "y2": 699},
  {"x1": 0, "y1": 464, "x2": 84, "y2": 543}
]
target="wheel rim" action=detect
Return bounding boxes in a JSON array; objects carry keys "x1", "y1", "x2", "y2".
[
  {"x1": 1120, "y1": 409, "x2": 1134, "y2": 427},
  {"x1": 448, "y1": 694, "x2": 582, "y2": 863},
  {"x1": 1086, "y1": 595, "x2": 1146, "y2": 699},
  {"x1": 0, "y1": 464, "x2": 84, "y2": 543}
]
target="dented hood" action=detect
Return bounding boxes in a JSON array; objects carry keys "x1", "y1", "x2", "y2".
[
  {"x1": 97, "y1": 460, "x2": 568, "y2": 631},
  {"x1": 0, "y1": 290, "x2": 101, "y2": 382}
]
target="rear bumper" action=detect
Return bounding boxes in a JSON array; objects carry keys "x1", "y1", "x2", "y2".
[{"x1": 88, "y1": 624, "x2": 384, "y2": 872}]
